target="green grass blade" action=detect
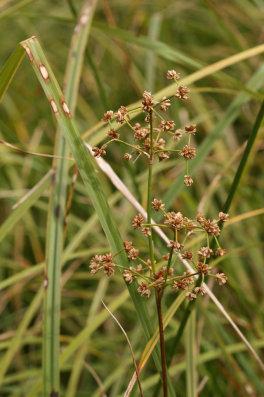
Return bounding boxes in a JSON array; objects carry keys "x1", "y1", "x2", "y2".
[
  {"x1": 93, "y1": 23, "x2": 201, "y2": 68},
  {"x1": 0, "y1": 170, "x2": 53, "y2": 243},
  {"x1": 43, "y1": 2, "x2": 97, "y2": 395},
  {"x1": 222, "y1": 100, "x2": 264, "y2": 214},
  {"x1": 20, "y1": 36, "x2": 175, "y2": 396},
  {"x1": 186, "y1": 310, "x2": 196, "y2": 397},
  {"x1": 0, "y1": 45, "x2": 25, "y2": 102},
  {"x1": 0, "y1": 289, "x2": 43, "y2": 387}
]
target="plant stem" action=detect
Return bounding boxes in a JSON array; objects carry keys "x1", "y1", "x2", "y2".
[
  {"x1": 156, "y1": 289, "x2": 168, "y2": 397},
  {"x1": 147, "y1": 109, "x2": 155, "y2": 273},
  {"x1": 147, "y1": 108, "x2": 168, "y2": 396}
]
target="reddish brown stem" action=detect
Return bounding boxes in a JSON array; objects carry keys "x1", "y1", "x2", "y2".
[{"x1": 156, "y1": 289, "x2": 168, "y2": 397}]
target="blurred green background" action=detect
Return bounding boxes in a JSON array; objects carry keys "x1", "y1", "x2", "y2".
[{"x1": 0, "y1": 0, "x2": 264, "y2": 396}]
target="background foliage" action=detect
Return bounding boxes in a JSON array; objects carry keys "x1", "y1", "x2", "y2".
[{"x1": 0, "y1": 0, "x2": 264, "y2": 396}]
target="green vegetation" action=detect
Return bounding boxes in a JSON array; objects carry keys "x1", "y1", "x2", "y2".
[{"x1": 0, "y1": 1, "x2": 264, "y2": 396}]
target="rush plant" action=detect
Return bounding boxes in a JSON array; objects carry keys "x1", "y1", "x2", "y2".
[{"x1": 89, "y1": 73, "x2": 228, "y2": 396}]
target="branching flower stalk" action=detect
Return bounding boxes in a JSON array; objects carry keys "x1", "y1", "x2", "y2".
[{"x1": 90, "y1": 70, "x2": 228, "y2": 396}]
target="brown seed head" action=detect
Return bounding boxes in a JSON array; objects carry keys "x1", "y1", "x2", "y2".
[
  {"x1": 123, "y1": 153, "x2": 132, "y2": 161},
  {"x1": 218, "y1": 212, "x2": 229, "y2": 222},
  {"x1": 141, "y1": 227, "x2": 151, "y2": 236},
  {"x1": 185, "y1": 124, "x2": 197, "y2": 135},
  {"x1": 142, "y1": 90, "x2": 154, "y2": 112},
  {"x1": 215, "y1": 248, "x2": 226, "y2": 257},
  {"x1": 132, "y1": 213, "x2": 144, "y2": 229},
  {"x1": 173, "y1": 129, "x2": 183, "y2": 141},
  {"x1": 102, "y1": 253, "x2": 115, "y2": 277},
  {"x1": 194, "y1": 286, "x2": 206, "y2": 296},
  {"x1": 216, "y1": 272, "x2": 228, "y2": 285},
  {"x1": 166, "y1": 69, "x2": 180, "y2": 80},
  {"x1": 167, "y1": 240, "x2": 183, "y2": 251},
  {"x1": 92, "y1": 147, "x2": 106, "y2": 158},
  {"x1": 107, "y1": 128, "x2": 119, "y2": 139},
  {"x1": 186, "y1": 291, "x2": 197, "y2": 301},
  {"x1": 102, "y1": 110, "x2": 114, "y2": 122},
  {"x1": 123, "y1": 269, "x2": 133, "y2": 284},
  {"x1": 137, "y1": 282, "x2": 151, "y2": 298},
  {"x1": 158, "y1": 151, "x2": 170, "y2": 161},
  {"x1": 203, "y1": 219, "x2": 220, "y2": 236},
  {"x1": 89, "y1": 254, "x2": 104, "y2": 274},
  {"x1": 197, "y1": 262, "x2": 211, "y2": 275},
  {"x1": 160, "y1": 97, "x2": 171, "y2": 111},
  {"x1": 155, "y1": 138, "x2": 166, "y2": 150},
  {"x1": 184, "y1": 175, "x2": 193, "y2": 187},
  {"x1": 182, "y1": 251, "x2": 193, "y2": 260},
  {"x1": 180, "y1": 145, "x2": 196, "y2": 160},
  {"x1": 164, "y1": 211, "x2": 184, "y2": 230},
  {"x1": 196, "y1": 213, "x2": 206, "y2": 224},
  {"x1": 198, "y1": 247, "x2": 213, "y2": 259},
  {"x1": 133, "y1": 123, "x2": 149, "y2": 140},
  {"x1": 115, "y1": 106, "x2": 128, "y2": 124},
  {"x1": 152, "y1": 198, "x2": 165, "y2": 211},
  {"x1": 175, "y1": 85, "x2": 189, "y2": 100},
  {"x1": 159, "y1": 120, "x2": 175, "y2": 131}
]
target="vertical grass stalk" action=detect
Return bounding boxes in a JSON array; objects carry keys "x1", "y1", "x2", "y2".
[{"x1": 43, "y1": 1, "x2": 97, "y2": 395}]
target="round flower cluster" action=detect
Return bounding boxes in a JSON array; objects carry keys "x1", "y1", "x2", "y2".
[
  {"x1": 92, "y1": 70, "x2": 198, "y2": 187},
  {"x1": 89, "y1": 206, "x2": 229, "y2": 300}
]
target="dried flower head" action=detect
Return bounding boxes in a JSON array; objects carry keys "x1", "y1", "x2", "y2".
[
  {"x1": 141, "y1": 227, "x2": 151, "y2": 237},
  {"x1": 194, "y1": 286, "x2": 206, "y2": 296},
  {"x1": 186, "y1": 291, "x2": 197, "y2": 301},
  {"x1": 182, "y1": 251, "x2": 193, "y2": 260},
  {"x1": 176, "y1": 85, "x2": 189, "y2": 100},
  {"x1": 102, "y1": 253, "x2": 115, "y2": 276},
  {"x1": 123, "y1": 269, "x2": 134, "y2": 284},
  {"x1": 158, "y1": 151, "x2": 170, "y2": 161},
  {"x1": 218, "y1": 212, "x2": 229, "y2": 222},
  {"x1": 89, "y1": 254, "x2": 104, "y2": 274},
  {"x1": 202, "y1": 219, "x2": 220, "y2": 236},
  {"x1": 167, "y1": 240, "x2": 183, "y2": 251},
  {"x1": 185, "y1": 124, "x2": 197, "y2": 135},
  {"x1": 115, "y1": 106, "x2": 128, "y2": 124},
  {"x1": 216, "y1": 272, "x2": 228, "y2": 285},
  {"x1": 198, "y1": 247, "x2": 213, "y2": 259},
  {"x1": 137, "y1": 282, "x2": 151, "y2": 298},
  {"x1": 155, "y1": 138, "x2": 166, "y2": 150},
  {"x1": 133, "y1": 123, "x2": 149, "y2": 140},
  {"x1": 123, "y1": 241, "x2": 139, "y2": 260},
  {"x1": 142, "y1": 91, "x2": 154, "y2": 112},
  {"x1": 183, "y1": 217, "x2": 196, "y2": 231},
  {"x1": 164, "y1": 211, "x2": 184, "y2": 230},
  {"x1": 166, "y1": 69, "x2": 180, "y2": 80},
  {"x1": 144, "y1": 137, "x2": 151, "y2": 150},
  {"x1": 107, "y1": 128, "x2": 119, "y2": 139},
  {"x1": 92, "y1": 147, "x2": 106, "y2": 158},
  {"x1": 173, "y1": 129, "x2": 183, "y2": 141},
  {"x1": 214, "y1": 248, "x2": 226, "y2": 257},
  {"x1": 160, "y1": 97, "x2": 171, "y2": 111},
  {"x1": 184, "y1": 175, "x2": 193, "y2": 186},
  {"x1": 123, "y1": 153, "x2": 132, "y2": 161},
  {"x1": 197, "y1": 262, "x2": 211, "y2": 275},
  {"x1": 102, "y1": 110, "x2": 113, "y2": 122},
  {"x1": 159, "y1": 120, "x2": 175, "y2": 131},
  {"x1": 132, "y1": 213, "x2": 144, "y2": 229},
  {"x1": 196, "y1": 213, "x2": 206, "y2": 224},
  {"x1": 152, "y1": 198, "x2": 165, "y2": 211},
  {"x1": 180, "y1": 145, "x2": 196, "y2": 160}
]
